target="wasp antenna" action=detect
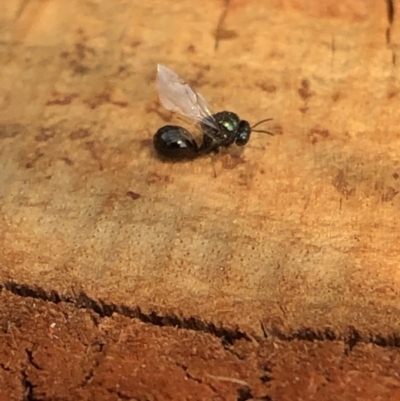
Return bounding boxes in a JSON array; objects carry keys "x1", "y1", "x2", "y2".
[
  {"x1": 252, "y1": 129, "x2": 274, "y2": 136},
  {"x1": 251, "y1": 118, "x2": 273, "y2": 130}
]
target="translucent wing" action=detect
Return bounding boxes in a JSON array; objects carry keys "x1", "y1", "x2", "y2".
[{"x1": 156, "y1": 64, "x2": 218, "y2": 130}]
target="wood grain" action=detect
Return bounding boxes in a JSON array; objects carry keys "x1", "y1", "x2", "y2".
[{"x1": 1, "y1": 0, "x2": 400, "y2": 344}]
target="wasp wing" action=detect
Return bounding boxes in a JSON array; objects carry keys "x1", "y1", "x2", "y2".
[{"x1": 156, "y1": 64, "x2": 218, "y2": 130}]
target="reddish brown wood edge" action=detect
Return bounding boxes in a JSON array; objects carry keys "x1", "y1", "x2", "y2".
[{"x1": 1, "y1": 285, "x2": 400, "y2": 401}]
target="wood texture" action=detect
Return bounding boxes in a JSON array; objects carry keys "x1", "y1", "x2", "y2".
[
  {"x1": 1, "y1": 0, "x2": 400, "y2": 397},
  {"x1": 2, "y1": 291, "x2": 400, "y2": 401}
]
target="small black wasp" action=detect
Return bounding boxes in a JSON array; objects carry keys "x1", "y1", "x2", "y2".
[{"x1": 153, "y1": 64, "x2": 273, "y2": 161}]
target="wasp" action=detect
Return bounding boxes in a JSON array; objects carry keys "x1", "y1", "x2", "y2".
[{"x1": 153, "y1": 64, "x2": 273, "y2": 161}]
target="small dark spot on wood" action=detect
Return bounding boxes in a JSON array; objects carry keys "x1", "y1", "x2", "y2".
[
  {"x1": 84, "y1": 92, "x2": 128, "y2": 109},
  {"x1": 382, "y1": 187, "x2": 398, "y2": 202},
  {"x1": 388, "y1": 91, "x2": 397, "y2": 99},
  {"x1": 70, "y1": 60, "x2": 90, "y2": 75},
  {"x1": 117, "y1": 65, "x2": 127, "y2": 76},
  {"x1": 332, "y1": 170, "x2": 355, "y2": 198},
  {"x1": 131, "y1": 40, "x2": 141, "y2": 48},
  {"x1": 260, "y1": 372, "x2": 272, "y2": 383},
  {"x1": 256, "y1": 82, "x2": 277, "y2": 93},
  {"x1": 25, "y1": 152, "x2": 44, "y2": 169},
  {"x1": 260, "y1": 168, "x2": 265, "y2": 174},
  {"x1": 386, "y1": 28, "x2": 391, "y2": 46},
  {"x1": 146, "y1": 172, "x2": 173, "y2": 184},
  {"x1": 238, "y1": 172, "x2": 251, "y2": 186},
  {"x1": 112, "y1": 100, "x2": 128, "y2": 108},
  {"x1": 0, "y1": 124, "x2": 22, "y2": 139},
  {"x1": 214, "y1": 28, "x2": 238, "y2": 41},
  {"x1": 309, "y1": 128, "x2": 330, "y2": 144},
  {"x1": 271, "y1": 125, "x2": 283, "y2": 135},
  {"x1": 299, "y1": 106, "x2": 308, "y2": 114},
  {"x1": 189, "y1": 69, "x2": 209, "y2": 88},
  {"x1": 298, "y1": 79, "x2": 312, "y2": 100},
  {"x1": 60, "y1": 157, "x2": 74, "y2": 166},
  {"x1": 84, "y1": 93, "x2": 108, "y2": 109},
  {"x1": 46, "y1": 92, "x2": 78, "y2": 106},
  {"x1": 187, "y1": 44, "x2": 196, "y2": 53},
  {"x1": 393, "y1": 172, "x2": 399, "y2": 179},
  {"x1": 214, "y1": 0, "x2": 234, "y2": 51},
  {"x1": 70, "y1": 128, "x2": 90, "y2": 140},
  {"x1": 220, "y1": 154, "x2": 245, "y2": 170},
  {"x1": 35, "y1": 128, "x2": 55, "y2": 142},
  {"x1": 75, "y1": 43, "x2": 87, "y2": 60},
  {"x1": 126, "y1": 191, "x2": 141, "y2": 200},
  {"x1": 237, "y1": 386, "x2": 253, "y2": 401},
  {"x1": 85, "y1": 141, "x2": 103, "y2": 171},
  {"x1": 145, "y1": 70, "x2": 157, "y2": 84},
  {"x1": 386, "y1": 0, "x2": 395, "y2": 25},
  {"x1": 61, "y1": 35, "x2": 95, "y2": 76},
  {"x1": 332, "y1": 92, "x2": 341, "y2": 102}
]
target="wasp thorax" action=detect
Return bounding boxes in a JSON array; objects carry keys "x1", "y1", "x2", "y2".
[
  {"x1": 215, "y1": 111, "x2": 240, "y2": 133},
  {"x1": 222, "y1": 120, "x2": 235, "y2": 131}
]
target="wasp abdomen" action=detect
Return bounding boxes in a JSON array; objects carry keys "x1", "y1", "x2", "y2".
[{"x1": 153, "y1": 125, "x2": 199, "y2": 161}]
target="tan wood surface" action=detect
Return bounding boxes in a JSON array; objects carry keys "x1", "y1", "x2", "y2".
[{"x1": 1, "y1": 0, "x2": 400, "y2": 346}]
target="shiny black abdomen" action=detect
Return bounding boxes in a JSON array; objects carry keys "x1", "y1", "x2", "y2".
[{"x1": 153, "y1": 125, "x2": 199, "y2": 161}]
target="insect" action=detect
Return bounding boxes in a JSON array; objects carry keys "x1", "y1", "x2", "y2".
[{"x1": 153, "y1": 64, "x2": 273, "y2": 161}]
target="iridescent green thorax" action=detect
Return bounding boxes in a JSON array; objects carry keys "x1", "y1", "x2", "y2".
[{"x1": 215, "y1": 111, "x2": 240, "y2": 133}]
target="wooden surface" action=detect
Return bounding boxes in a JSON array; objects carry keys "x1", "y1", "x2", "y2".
[
  {"x1": 1, "y1": 0, "x2": 400, "y2": 399},
  {"x1": 2, "y1": 292, "x2": 400, "y2": 401}
]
